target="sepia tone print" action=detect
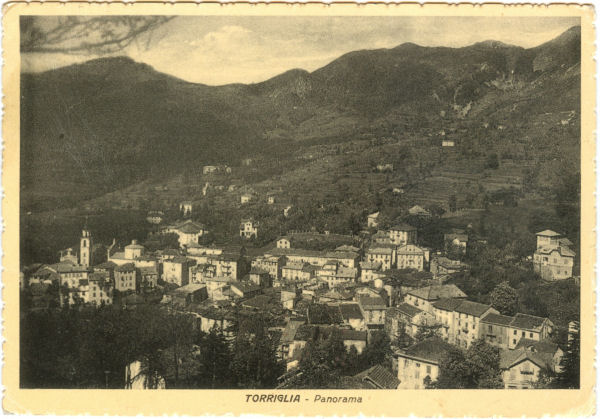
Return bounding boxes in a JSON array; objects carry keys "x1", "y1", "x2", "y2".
[{"x1": 17, "y1": 13, "x2": 583, "y2": 392}]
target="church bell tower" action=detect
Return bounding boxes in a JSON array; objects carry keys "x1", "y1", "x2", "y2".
[{"x1": 80, "y1": 229, "x2": 92, "y2": 267}]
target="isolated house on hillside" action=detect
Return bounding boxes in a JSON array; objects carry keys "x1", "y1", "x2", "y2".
[
  {"x1": 408, "y1": 205, "x2": 431, "y2": 218},
  {"x1": 533, "y1": 230, "x2": 575, "y2": 281},
  {"x1": 367, "y1": 212, "x2": 380, "y2": 228},
  {"x1": 240, "y1": 219, "x2": 258, "y2": 239}
]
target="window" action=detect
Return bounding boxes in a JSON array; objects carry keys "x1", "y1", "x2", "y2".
[
  {"x1": 530, "y1": 332, "x2": 533, "y2": 338},
  {"x1": 416, "y1": 363, "x2": 420, "y2": 368},
  {"x1": 513, "y1": 330, "x2": 517, "y2": 335},
  {"x1": 513, "y1": 339, "x2": 516, "y2": 345},
  {"x1": 426, "y1": 365, "x2": 431, "y2": 374},
  {"x1": 415, "y1": 370, "x2": 420, "y2": 379},
  {"x1": 522, "y1": 331, "x2": 525, "y2": 337},
  {"x1": 488, "y1": 325, "x2": 493, "y2": 333}
]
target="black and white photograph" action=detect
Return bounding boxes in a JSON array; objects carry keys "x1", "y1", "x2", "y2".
[{"x1": 18, "y1": 14, "x2": 582, "y2": 392}]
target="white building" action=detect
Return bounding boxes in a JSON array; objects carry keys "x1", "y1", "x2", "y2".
[
  {"x1": 164, "y1": 220, "x2": 207, "y2": 248},
  {"x1": 240, "y1": 219, "x2": 258, "y2": 239},
  {"x1": 277, "y1": 237, "x2": 291, "y2": 249}
]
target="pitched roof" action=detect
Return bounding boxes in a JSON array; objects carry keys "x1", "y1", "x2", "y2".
[
  {"x1": 536, "y1": 230, "x2": 562, "y2": 237},
  {"x1": 360, "y1": 261, "x2": 382, "y2": 270},
  {"x1": 172, "y1": 283, "x2": 206, "y2": 294},
  {"x1": 307, "y1": 303, "x2": 343, "y2": 324},
  {"x1": 481, "y1": 312, "x2": 514, "y2": 326},
  {"x1": 336, "y1": 245, "x2": 360, "y2": 253},
  {"x1": 397, "y1": 244, "x2": 426, "y2": 255},
  {"x1": 408, "y1": 284, "x2": 467, "y2": 301},
  {"x1": 241, "y1": 294, "x2": 273, "y2": 309},
  {"x1": 230, "y1": 281, "x2": 263, "y2": 294},
  {"x1": 390, "y1": 223, "x2": 416, "y2": 232},
  {"x1": 515, "y1": 339, "x2": 560, "y2": 355},
  {"x1": 353, "y1": 364, "x2": 399, "y2": 389},
  {"x1": 167, "y1": 256, "x2": 195, "y2": 264},
  {"x1": 394, "y1": 302, "x2": 423, "y2": 318},
  {"x1": 499, "y1": 348, "x2": 549, "y2": 370},
  {"x1": 535, "y1": 246, "x2": 575, "y2": 257},
  {"x1": 510, "y1": 313, "x2": 548, "y2": 331},
  {"x1": 366, "y1": 247, "x2": 394, "y2": 255},
  {"x1": 249, "y1": 266, "x2": 269, "y2": 275},
  {"x1": 455, "y1": 300, "x2": 493, "y2": 317},
  {"x1": 400, "y1": 338, "x2": 456, "y2": 364},
  {"x1": 339, "y1": 303, "x2": 364, "y2": 321},
  {"x1": 94, "y1": 261, "x2": 117, "y2": 270},
  {"x1": 280, "y1": 320, "x2": 306, "y2": 344},
  {"x1": 115, "y1": 263, "x2": 136, "y2": 272},
  {"x1": 176, "y1": 220, "x2": 205, "y2": 234},
  {"x1": 358, "y1": 295, "x2": 387, "y2": 310},
  {"x1": 125, "y1": 241, "x2": 145, "y2": 250},
  {"x1": 88, "y1": 272, "x2": 109, "y2": 282},
  {"x1": 432, "y1": 298, "x2": 464, "y2": 312},
  {"x1": 139, "y1": 266, "x2": 158, "y2": 275},
  {"x1": 445, "y1": 233, "x2": 469, "y2": 242}
]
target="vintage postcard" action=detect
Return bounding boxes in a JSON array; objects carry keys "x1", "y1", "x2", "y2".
[{"x1": 2, "y1": 2, "x2": 595, "y2": 417}]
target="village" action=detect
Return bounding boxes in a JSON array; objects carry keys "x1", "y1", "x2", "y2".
[{"x1": 21, "y1": 170, "x2": 580, "y2": 390}]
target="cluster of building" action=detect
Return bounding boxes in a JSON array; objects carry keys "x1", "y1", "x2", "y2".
[
  {"x1": 391, "y1": 283, "x2": 559, "y2": 389},
  {"x1": 21, "y1": 213, "x2": 576, "y2": 390}
]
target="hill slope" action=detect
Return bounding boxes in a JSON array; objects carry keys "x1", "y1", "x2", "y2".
[{"x1": 20, "y1": 26, "x2": 580, "y2": 213}]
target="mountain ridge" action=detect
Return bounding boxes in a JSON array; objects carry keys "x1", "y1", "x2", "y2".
[{"x1": 21, "y1": 26, "x2": 581, "y2": 213}]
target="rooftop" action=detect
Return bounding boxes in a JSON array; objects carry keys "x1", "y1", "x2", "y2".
[
  {"x1": 172, "y1": 283, "x2": 207, "y2": 294},
  {"x1": 358, "y1": 295, "x2": 387, "y2": 310},
  {"x1": 360, "y1": 261, "x2": 382, "y2": 270},
  {"x1": 353, "y1": 364, "x2": 399, "y2": 389},
  {"x1": 338, "y1": 303, "x2": 364, "y2": 320},
  {"x1": 94, "y1": 261, "x2": 117, "y2": 270},
  {"x1": 366, "y1": 247, "x2": 394, "y2": 255},
  {"x1": 455, "y1": 300, "x2": 493, "y2": 317},
  {"x1": 481, "y1": 312, "x2": 514, "y2": 326},
  {"x1": 390, "y1": 223, "x2": 417, "y2": 232},
  {"x1": 397, "y1": 244, "x2": 426, "y2": 255},
  {"x1": 511, "y1": 313, "x2": 549, "y2": 331},
  {"x1": 115, "y1": 263, "x2": 136, "y2": 272},
  {"x1": 515, "y1": 339, "x2": 560, "y2": 355},
  {"x1": 394, "y1": 302, "x2": 423, "y2": 318},
  {"x1": 432, "y1": 298, "x2": 464, "y2": 312},
  {"x1": 174, "y1": 220, "x2": 206, "y2": 234},
  {"x1": 307, "y1": 303, "x2": 343, "y2": 325},
  {"x1": 536, "y1": 230, "x2": 562, "y2": 237},
  {"x1": 408, "y1": 284, "x2": 467, "y2": 301},
  {"x1": 294, "y1": 325, "x2": 367, "y2": 342},
  {"x1": 400, "y1": 337, "x2": 456, "y2": 364},
  {"x1": 230, "y1": 281, "x2": 263, "y2": 294},
  {"x1": 499, "y1": 348, "x2": 550, "y2": 370}
]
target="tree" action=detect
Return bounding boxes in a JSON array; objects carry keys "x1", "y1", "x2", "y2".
[
  {"x1": 554, "y1": 328, "x2": 580, "y2": 389},
  {"x1": 360, "y1": 331, "x2": 392, "y2": 369},
  {"x1": 197, "y1": 328, "x2": 233, "y2": 389},
  {"x1": 294, "y1": 328, "x2": 348, "y2": 388},
  {"x1": 21, "y1": 16, "x2": 173, "y2": 55},
  {"x1": 231, "y1": 316, "x2": 284, "y2": 388},
  {"x1": 448, "y1": 195, "x2": 457, "y2": 213},
  {"x1": 489, "y1": 281, "x2": 519, "y2": 316},
  {"x1": 434, "y1": 339, "x2": 503, "y2": 389},
  {"x1": 485, "y1": 153, "x2": 499, "y2": 169},
  {"x1": 415, "y1": 324, "x2": 442, "y2": 342}
]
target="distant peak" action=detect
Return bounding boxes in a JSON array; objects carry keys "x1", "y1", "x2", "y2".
[
  {"x1": 473, "y1": 40, "x2": 515, "y2": 49},
  {"x1": 393, "y1": 42, "x2": 422, "y2": 50}
]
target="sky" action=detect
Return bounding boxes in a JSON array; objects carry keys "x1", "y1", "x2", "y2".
[{"x1": 21, "y1": 16, "x2": 580, "y2": 85}]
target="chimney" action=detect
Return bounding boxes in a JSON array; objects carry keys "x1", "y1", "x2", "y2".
[{"x1": 132, "y1": 240, "x2": 138, "y2": 245}]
